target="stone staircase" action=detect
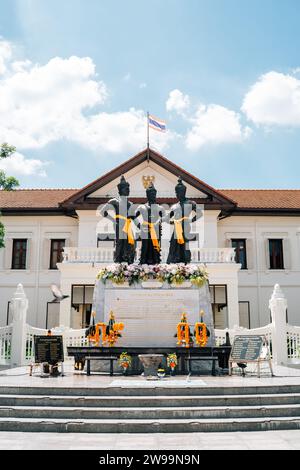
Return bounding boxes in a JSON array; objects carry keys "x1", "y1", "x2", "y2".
[{"x1": 0, "y1": 384, "x2": 300, "y2": 433}]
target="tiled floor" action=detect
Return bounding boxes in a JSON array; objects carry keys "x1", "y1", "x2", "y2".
[{"x1": 0, "y1": 430, "x2": 299, "y2": 450}]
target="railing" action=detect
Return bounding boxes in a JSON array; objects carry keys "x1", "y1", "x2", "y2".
[
  {"x1": 287, "y1": 325, "x2": 300, "y2": 361},
  {"x1": 0, "y1": 325, "x2": 12, "y2": 365},
  {"x1": 63, "y1": 247, "x2": 236, "y2": 264},
  {"x1": 25, "y1": 324, "x2": 88, "y2": 363}
]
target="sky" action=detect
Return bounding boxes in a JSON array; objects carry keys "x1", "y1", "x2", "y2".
[{"x1": 0, "y1": 0, "x2": 300, "y2": 189}]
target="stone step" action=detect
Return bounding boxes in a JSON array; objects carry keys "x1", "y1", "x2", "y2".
[
  {"x1": 0, "y1": 416, "x2": 300, "y2": 433},
  {"x1": 0, "y1": 404, "x2": 300, "y2": 420},
  {"x1": 0, "y1": 393, "x2": 299, "y2": 408},
  {"x1": 1, "y1": 384, "x2": 300, "y2": 397}
]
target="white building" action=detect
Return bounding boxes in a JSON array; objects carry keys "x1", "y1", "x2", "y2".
[{"x1": 0, "y1": 148, "x2": 299, "y2": 331}]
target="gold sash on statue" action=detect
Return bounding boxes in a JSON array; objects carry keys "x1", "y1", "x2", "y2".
[
  {"x1": 142, "y1": 221, "x2": 160, "y2": 251},
  {"x1": 174, "y1": 217, "x2": 189, "y2": 245},
  {"x1": 113, "y1": 215, "x2": 134, "y2": 245}
]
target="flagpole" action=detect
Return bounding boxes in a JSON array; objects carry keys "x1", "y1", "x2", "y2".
[{"x1": 147, "y1": 111, "x2": 150, "y2": 162}]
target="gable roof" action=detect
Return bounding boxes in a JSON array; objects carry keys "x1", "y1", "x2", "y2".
[{"x1": 60, "y1": 148, "x2": 236, "y2": 209}]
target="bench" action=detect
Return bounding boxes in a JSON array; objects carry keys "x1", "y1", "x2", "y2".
[
  {"x1": 185, "y1": 356, "x2": 218, "y2": 376},
  {"x1": 85, "y1": 356, "x2": 118, "y2": 376}
]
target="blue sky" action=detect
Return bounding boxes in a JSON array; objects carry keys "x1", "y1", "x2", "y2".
[{"x1": 0, "y1": 0, "x2": 300, "y2": 189}]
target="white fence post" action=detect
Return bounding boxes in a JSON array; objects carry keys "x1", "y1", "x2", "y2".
[
  {"x1": 10, "y1": 284, "x2": 28, "y2": 367},
  {"x1": 269, "y1": 284, "x2": 288, "y2": 365}
]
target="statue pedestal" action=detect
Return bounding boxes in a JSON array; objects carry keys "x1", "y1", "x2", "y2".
[{"x1": 92, "y1": 281, "x2": 215, "y2": 348}]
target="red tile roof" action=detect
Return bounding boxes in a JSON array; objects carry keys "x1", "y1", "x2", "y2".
[
  {"x1": 0, "y1": 189, "x2": 77, "y2": 209},
  {"x1": 220, "y1": 189, "x2": 300, "y2": 210},
  {"x1": 1, "y1": 188, "x2": 300, "y2": 211}
]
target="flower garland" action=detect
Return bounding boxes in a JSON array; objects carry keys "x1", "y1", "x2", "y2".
[
  {"x1": 88, "y1": 311, "x2": 124, "y2": 347},
  {"x1": 97, "y1": 263, "x2": 208, "y2": 287},
  {"x1": 194, "y1": 322, "x2": 208, "y2": 347},
  {"x1": 176, "y1": 313, "x2": 193, "y2": 348}
]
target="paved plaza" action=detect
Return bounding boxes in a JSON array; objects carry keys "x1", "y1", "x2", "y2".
[{"x1": 0, "y1": 429, "x2": 299, "y2": 450}]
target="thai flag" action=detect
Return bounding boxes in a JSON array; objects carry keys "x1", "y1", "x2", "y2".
[{"x1": 148, "y1": 114, "x2": 166, "y2": 132}]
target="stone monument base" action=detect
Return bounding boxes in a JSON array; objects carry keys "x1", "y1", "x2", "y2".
[{"x1": 92, "y1": 281, "x2": 215, "y2": 349}]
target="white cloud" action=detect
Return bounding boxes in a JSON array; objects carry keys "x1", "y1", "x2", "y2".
[
  {"x1": 139, "y1": 82, "x2": 147, "y2": 89},
  {"x1": 242, "y1": 71, "x2": 300, "y2": 126},
  {"x1": 0, "y1": 43, "x2": 171, "y2": 154},
  {"x1": 186, "y1": 104, "x2": 251, "y2": 151},
  {"x1": 123, "y1": 73, "x2": 131, "y2": 81},
  {"x1": 0, "y1": 152, "x2": 49, "y2": 177},
  {"x1": 166, "y1": 89, "x2": 190, "y2": 115},
  {"x1": 73, "y1": 108, "x2": 173, "y2": 153},
  {"x1": 0, "y1": 40, "x2": 12, "y2": 75}
]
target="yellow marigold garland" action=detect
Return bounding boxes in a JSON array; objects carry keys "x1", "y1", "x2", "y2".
[{"x1": 194, "y1": 322, "x2": 208, "y2": 347}]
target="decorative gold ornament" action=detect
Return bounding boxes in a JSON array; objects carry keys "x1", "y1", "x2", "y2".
[{"x1": 142, "y1": 175, "x2": 155, "y2": 189}]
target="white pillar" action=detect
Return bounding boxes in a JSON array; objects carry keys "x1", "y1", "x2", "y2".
[
  {"x1": 227, "y1": 279, "x2": 240, "y2": 328},
  {"x1": 269, "y1": 284, "x2": 288, "y2": 366},
  {"x1": 58, "y1": 281, "x2": 72, "y2": 327},
  {"x1": 10, "y1": 284, "x2": 28, "y2": 367}
]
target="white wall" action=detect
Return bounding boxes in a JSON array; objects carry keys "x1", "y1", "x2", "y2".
[
  {"x1": 218, "y1": 215, "x2": 300, "y2": 327},
  {"x1": 0, "y1": 215, "x2": 78, "y2": 327}
]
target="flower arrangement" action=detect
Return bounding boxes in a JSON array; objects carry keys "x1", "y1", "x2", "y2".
[
  {"x1": 97, "y1": 263, "x2": 208, "y2": 287},
  {"x1": 87, "y1": 311, "x2": 124, "y2": 347},
  {"x1": 167, "y1": 353, "x2": 178, "y2": 371},
  {"x1": 118, "y1": 352, "x2": 132, "y2": 372},
  {"x1": 176, "y1": 312, "x2": 193, "y2": 348},
  {"x1": 194, "y1": 322, "x2": 208, "y2": 347}
]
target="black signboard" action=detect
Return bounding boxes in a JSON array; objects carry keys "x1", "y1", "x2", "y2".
[
  {"x1": 34, "y1": 335, "x2": 64, "y2": 365},
  {"x1": 230, "y1": 335, "x2": 263, "y2": 361}
]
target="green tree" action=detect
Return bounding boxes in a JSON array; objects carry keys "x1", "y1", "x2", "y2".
[{"x1": 0, "y1": 143, "x2": 20, "y2": 248}]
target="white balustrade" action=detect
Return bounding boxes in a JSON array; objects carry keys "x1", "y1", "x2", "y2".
[
  {"x1": 63, "y1": 247, "x2": 236, "y2": 264},
  {"x1": 287, "y1": 325, "x2": 300, "y2": 361},
  {"x1": 0, "y1": 325, "x2": 12, "y2": 365}
]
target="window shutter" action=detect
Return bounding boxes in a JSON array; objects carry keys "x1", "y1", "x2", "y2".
[
  {"x1": 4, "y1": 239, "x2": 13, "y2": 270},
  {"x1": 283, "y1": 238, "x2": 291, "y2": 270},
  {"x1": 246, "y1": 239, "x2": 254, "y2": 270},
  {"x1": 264, "y1": 239, "x2": 270, "y2": 270}
]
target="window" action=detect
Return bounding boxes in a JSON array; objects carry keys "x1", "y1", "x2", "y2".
[
  {"x1": 71, "y1": 285, "x2": 94, "y2": 329},
  {"x1": 49, "y1": 239, "x2": 65, "y2": 269},
  {"x1": 232, "y1": 239, "x2": 247, "y2": 269},
  {"x1": 11, "y1": 239, "x2": 27, "y2": 270},
  {"x1": 269, "y1": 239, "x2": 284, "y2": 269},
  {"x1": 209, "y1": 285, "x2": 228, "y2": 329}
]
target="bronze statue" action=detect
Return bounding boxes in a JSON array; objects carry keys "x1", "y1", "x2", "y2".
[
  {"x1": 135, "y1": 183, "x2": 166, "y2": 265},
  {"x1": 100, "y1": 175, "x2": 136, "y2": 264},
  {"x1": 167, "y1": 177, "x2": 199, "y2": 264}
]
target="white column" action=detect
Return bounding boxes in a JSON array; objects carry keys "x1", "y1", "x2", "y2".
[
  {"x1": 269, "y1": 284, "x2": 288, "y2": 366},
  {"x1": 227, "y1": 279, "x2": 240, "y2": 328},
  {"x1": 58, "y1": 281, "x2": 72, "y2": 327},
  {"x1": 11, "y1": 284, "x2": 28, "y2": 367}
]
